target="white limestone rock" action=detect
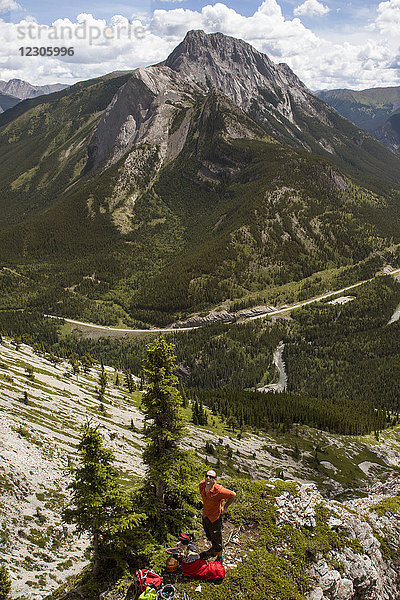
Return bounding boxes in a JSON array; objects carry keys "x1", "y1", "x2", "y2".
[
  {"x1": 275, "y1": 479, "x2": 400, "y2": 600},
  {"x1": 306, "y1": 588, "x2": 324, "y2": 600}
]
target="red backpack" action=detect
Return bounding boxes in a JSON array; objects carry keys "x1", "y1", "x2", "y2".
[
  {"x1": 134, "y1": 569, "x2": 162, "y2": 593},
  {"x1": 181, "y1": 558, "x2": 225, "y2": 581}
]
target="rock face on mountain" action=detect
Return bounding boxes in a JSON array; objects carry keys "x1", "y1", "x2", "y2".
[
  {"x1": 86, "y1": 66, "x2": 202, "y2": 171},
  {"x1": 0, "y1": 78, "x2": 68, "y2": 100},
  {"x1": 87, "y1": 30, "x2": 400, "y2": 188},
  {"x1": 163, "y1": 29, "x2": 310, "y2": 123}
]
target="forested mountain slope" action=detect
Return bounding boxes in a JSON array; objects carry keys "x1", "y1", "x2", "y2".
[
  {"x1": 0, "y1": 32, "x2": 400, "y2": 326},
  {"x1": 316, "y1": 86, "x2": 400, "y2": 153}
]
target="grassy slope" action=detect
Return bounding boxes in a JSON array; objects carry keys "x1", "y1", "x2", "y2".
[{"x1": 0, "y1": 72, "x2": 131, "y2": 229}]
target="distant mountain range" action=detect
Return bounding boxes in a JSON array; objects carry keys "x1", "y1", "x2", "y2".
[
  {"x1": 0, "y1": 31, "x2": 399, "y2": 327},
  {"x1": 316, "y1": 86, "x2": 400, "y2": 153},
  {"x1": 0, "y1": 78, "x2": 68, "y2": 100},
  {"x1": 0, "y1": 78, "x2": 69, "y2": 114}
]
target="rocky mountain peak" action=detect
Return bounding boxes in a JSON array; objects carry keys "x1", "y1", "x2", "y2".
[
  {"x1": 164, "y1": 29, "x2": 307, "y2": 105},
  {"x1": 86, "y1": 29, "x2": 400, "y2": 188},
  {"x1": 165, "y1": 29, "x2": 275, "y2": 73},
  {"x1": 88, "y1": 30, "x2": 315, "y2": 171}
]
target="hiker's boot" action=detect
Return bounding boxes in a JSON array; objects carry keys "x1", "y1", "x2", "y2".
[{"x1": 199, "y1": 548, "x2": 214, "y2": 559}]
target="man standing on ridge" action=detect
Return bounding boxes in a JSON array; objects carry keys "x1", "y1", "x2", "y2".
[{"x1": 199, "y1": 470, "x2": 236, "y2": 563}]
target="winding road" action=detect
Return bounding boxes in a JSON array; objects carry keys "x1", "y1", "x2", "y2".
[{"x1": 46, "y1": 267, "x2": 400, "y2": 336}]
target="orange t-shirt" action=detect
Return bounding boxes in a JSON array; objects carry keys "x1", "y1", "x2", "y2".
[{"x1": 199, "y1": 480, "x2": 235, "y2": 523}]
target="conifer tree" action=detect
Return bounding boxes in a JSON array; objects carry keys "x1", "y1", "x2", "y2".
[
  {"x1": 99, "y1": 365, "x2": 107, "y2": 393},
  {"x1": 192, "y1": 399, "x2": 199, "y2": 424},
  {"x1": 63, "y1": 423, "x2": 144, "y2": 574},
  {"x1": 68, "y1": 352, "x2": 80, "y2": 377},
  {"x1": 199, "y1": 400, "x2": 208, "y2": 425},
  {"x1": 0, "y1": 564, "x2": 11, "y2": 600},
  {"x1": 125, "y1": 371, "x2": 135, "y2": 393},
  {"x1": 140, "y1": 337, "x2": 200, "y2": 540},
  {"x1": 81, "y1": 353, "x2": 94, "y2": 374}
]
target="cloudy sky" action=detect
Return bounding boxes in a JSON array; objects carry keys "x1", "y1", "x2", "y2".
[{"x1": 0, "y1": 0, "x2": 399, "y2": 90}]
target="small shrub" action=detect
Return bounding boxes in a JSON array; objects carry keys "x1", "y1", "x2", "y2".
[
  {"x1": 370, "y1": 496, "x2": 400, "y2": 517},
  {"x1": 0, "y1": 563, "x2": 11, "y2": 600}
]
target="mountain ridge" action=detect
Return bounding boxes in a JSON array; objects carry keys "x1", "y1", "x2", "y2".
[
  {"x1": 0, "y1": 78, "x2": 68, "y2": 100},
  {"x1": 316, "y1": 86, "x2": 400, "y2": 152},
  {"x1": 87, "y1": 30, "x2": 400, "y2": 190}
]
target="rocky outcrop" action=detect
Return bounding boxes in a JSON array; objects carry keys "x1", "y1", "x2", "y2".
[
  {"x1": 170, "y1": 304, "x2": 276, "y2": 328},
  {"x1": 86, "y1": 66, "x2": 203, "y2": 171},
  {"x1": 276, "y1": 477, "x2": 400, "y2": 600},
  {"x1": 57, "y1": 477, "x2": 400, "y2": 600}
]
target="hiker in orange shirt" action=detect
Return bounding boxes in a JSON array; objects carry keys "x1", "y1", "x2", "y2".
[{"x1": 199, "y1": 470, "x2": 236, "y2": 564}]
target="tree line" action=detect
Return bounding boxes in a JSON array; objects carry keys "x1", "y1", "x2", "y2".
[{"x1": 188, "y1": 388, "x2": 391, "y2": 436}]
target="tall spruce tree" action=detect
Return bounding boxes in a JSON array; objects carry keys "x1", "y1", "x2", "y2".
[
  {"x1": 63, "y1": 423, "x2": 144, "y2": 574},
  {"x1": 140, "y1": 337, "x2": 200, "y2": 541}
]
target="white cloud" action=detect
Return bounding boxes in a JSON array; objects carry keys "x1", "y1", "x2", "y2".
[
  {"x1": 0, "y1": 1, "x2": 399, "y2": 91},
  {"x1": 375, "y1": 0, "x2": 400, "y2": 37},
  {"x1": 150, "y1": 1, "x2": 319, "y2": 58},
  {"x1": 294, "y1": 0, "x2": 330, "y2": 17},
  {"x1": 0, "y1": 14, "x2": 172, "y2": 85},
  {"x1": 0, "y1": 0, "x2": 21, "y2": 13}
]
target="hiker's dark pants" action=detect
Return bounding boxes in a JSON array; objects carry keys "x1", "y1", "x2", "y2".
[{"x1": 202, "y1": 515, "x2": 223, "y2": 553}]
